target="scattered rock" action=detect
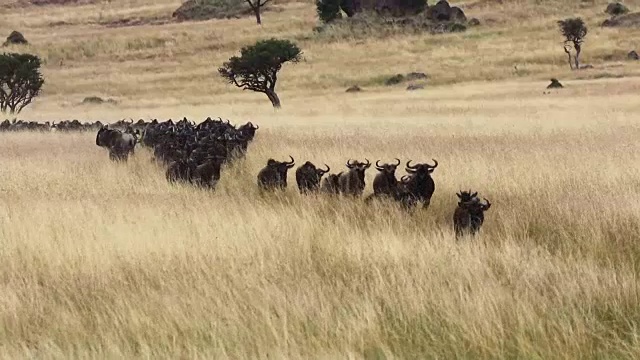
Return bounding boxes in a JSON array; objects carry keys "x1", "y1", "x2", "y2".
[
  {"x1": 345, "y1": 85, "x2": 362, "y2": 93},
  {"x1": 468, "y1": 18, "x2": 481, "y2": 26},
  {"x1": 385, "y1": 74, "x2": 405, "y2": 86},
  {"x1": 580, "y1": 64, "x2": 594, "y2": 69},
  {"x1": 3, "y1": 31, "x2": 28, "y2": 46},
  {"x1": 172, "y1": 0, "x2": 262, "y2": 22},
  {"x1": 450, "y1": 6, "x2": 467, "y2": 22},
  {"x1": 406, "y1": 84, "x2": 425, "y2": 91},
  {"x1": 81, "y1": 96, "x2": 118, "y2": 105},
  {"x1": 628, "y1": 50, "x2": 639, "y2": 60},
  {"x1": 405, "y1": 72, "x2": 428, "y2": 81},
  {"x1": 546, "y1": 78, "x2": 563, "y2": 89},
  {"x1": 427, "y1": 0, "x2": 452, "y2": 21},
  {"x1": 606, "y1": 2, "x2": 630, "y2": 16},
  {"x1": 601, "y1": 12, "x2": 640, "y2": 27}
]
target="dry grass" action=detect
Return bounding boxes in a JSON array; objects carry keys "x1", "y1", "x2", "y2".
[{"x1": 2, "y1": 0, "x2": 640, "y2": 358}]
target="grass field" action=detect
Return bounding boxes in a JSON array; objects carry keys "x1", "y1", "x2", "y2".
[{"x1": 2, "y1": 0, "x2": 640, "y2": 358}]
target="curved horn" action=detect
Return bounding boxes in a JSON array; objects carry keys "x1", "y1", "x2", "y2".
[
  {"x1": 254, "y1": 124, "x2": 259, "y2": 129},
  {"x1": 427, "y1": 159, "x2": 438, "y2": 168},
  {"x1": 400, "y1": 175, "x2": 411, "y2": 183},
  {"x1": 394, "y1": 158, "x2": 401, "y2": 166},
  {"x1": 472, "y1": 191, "x2": 478, "y2": 198},
  {"x1": 375, "y1": 160, "x2": 383, "y2": 170},
  {"x1": 364, "y1": 158, "x2": 371, "y2": 168},
  {"x1": 346, "y1": 159, "x2": 355, "y2": 168},
  {"x1": 482, "y1": 198, "x2": 492, "y2": 209},
  {"x1": 322, "y1": 164, "x2": 330, "y2": 173},
  {"x1": 286, "y1": 155, "x2": 295, "y2": 165},
  {"x1": 406, "y1": 160, "x2": 418, "y2": 170}
]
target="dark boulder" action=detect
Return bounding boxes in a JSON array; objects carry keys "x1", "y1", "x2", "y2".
[
  {"x1": 546, "y1": 78, "x2": 563, "y2": 89},
  {"x1": 427, "y1": 0, "x2": 452, "y2": 21},
  {"x1": 3, "y1": 31, "x2": 28, "y2": 46},
  {"x1": 385, "y1": 74, "x2": 405, "y2": 85},
  {"x1": 606, "y1": 2, "x2": 630, "y2": 16},
  {"x1": 468, "y1": 17, "x2": 480, "y2": 26},
  {"x1": 405, "y1": 72, "x2": 428, "y2": 81},
  {"x1": 450, "y1": 6, "x2": 467, "y2": 22},
  {"x1": 406, "y1": 84, "x2": 424, "y2": 91},
  {"x1": 628, "y1": 50, "x2": 639, "y2": 60},
  {"x1": 346, "y1": 85, "x2": 362, "y2": 92},
  {"x1": 601, "y1": 12, "x2": 640, "y2": 27}
]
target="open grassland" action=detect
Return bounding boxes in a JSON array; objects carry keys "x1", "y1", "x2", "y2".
[
  {"x1": 3, "y1": 80, "x2": 640, "y2": 358},
  {"x1": 2, "y1": 0, "x2": 640, "y2": 358}
]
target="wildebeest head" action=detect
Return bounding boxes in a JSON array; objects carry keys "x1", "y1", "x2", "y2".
[
  {"x1": 405, "y1": 159, "x2": 438, "y2": 178},
  {"x1": 295, "y1": 161, "x2": 330, "y2": 193},
  {"x1": 372, "y1": 158, "x2": 401, "y2": 197},
  {"x1": 346, "y1": 158, "x2": 371, "y2": 179},
  {"x1": 456, "y1": 190, "x2": 479, "y2": 205},
  {"x1": 375, "y1": 158, "x2": 401, "y2": 175}
]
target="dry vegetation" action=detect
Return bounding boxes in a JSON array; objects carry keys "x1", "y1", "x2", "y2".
[{"x1": 1, "y1": 0, "x2": 640, "y2": 358}]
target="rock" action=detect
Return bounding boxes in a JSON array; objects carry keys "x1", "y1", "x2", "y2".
[
  {"x1": 406, "y1": 84, "x2": 424, "y2": 91},
  {"x1": 546, "y1": 78, "x2": 563, "y2": 89},
  {"x1": 405, "y1": 72, "x2": 428, "y2": 81},
  {"x1": 601, "y1": 12, "x2": 640, "y2": 27},
  {"x1": 385, "y1": 74, "x2": 405, "y2": 86},
  {"x1": 468, "y1": 18, "x2": 480, "y2": 26},
  {"x1": 82, "y1": 96, "x2": 118, "y2": 105},
  {"x1": 606, "y1": 2, "x2": 630, "y2": 16},
  {"x1": 427, "y1": 0, "x2": 452, "y2": 21},
  {"x1": 172, "y1": 0, "x2": 255, "y2": 22},
  {"x1": 628, "y1": 50, "x2": 639, "y2": 60},
  {"x1": 450, "y1": 6, "x2": 467, "y2": 22},
  {"x1": 3, "y1": 31, "x2": 28, "y2": 46},
  {"x1": 345, "y1": 85, "x2": 362, "y2": 92}
]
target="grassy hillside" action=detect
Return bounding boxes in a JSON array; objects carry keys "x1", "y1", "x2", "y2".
[{"x1": 1, "y1": 0, "x2": 640, "y2": 358}]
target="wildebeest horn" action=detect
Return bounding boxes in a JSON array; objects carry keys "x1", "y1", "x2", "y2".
[
  {"x1": 427, "y1": 159, "x2": 438, "y2": 168},
  {"x1": 401, "y1": 175, "x2": 411, "y2": 183},
  {"x1": 364, "y1": 158, "x2": 371, "y2": 168},
  {"x1": 406, "y1": 160, "x2": 418, "y2": 170},
  {"x1": 254, "y1": 123, "x2": 259, "y2": 129},
  {"x1": 346, "y1": 159, "x2": 355, "y2": 168},
  {"x1": 472, "y1": 191, "x2": 478, "y2": 198},
  {"x1": 394, "y1": 158, "x2": 401, "y2": 166},
  {"x1": 375, "y1": 160, "x2": 383, "y2": 170},
  {"x1": 286, "y1": 155, "x2": 295, "y2": 165},
  {"x1": 320, "y1": 164, "x2": 330, "y2": 174}
]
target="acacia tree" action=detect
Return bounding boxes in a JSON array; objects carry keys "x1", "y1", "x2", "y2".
[
  {"x1": 557, "y1": 17, "x2": 588, "y2": 70},
  {"x1": 245, "y1": 0, "x2": 270, "y2": 25},
  {"x1": 218, "y1": 38, "x2": 302, "y2": 109},
  {"x1": 0, "y1": 53, "x2": 45, "y2": 115}
]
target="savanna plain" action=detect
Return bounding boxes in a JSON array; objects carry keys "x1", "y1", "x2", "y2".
[{"x1": 2, "y1": 0, "x2": 640, "y2": 358}]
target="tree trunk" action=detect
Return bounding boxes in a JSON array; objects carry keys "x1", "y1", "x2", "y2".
[
  {"x1": 563, "y1": 44, "x2": 573, "y2": 70},
  {"x1": 574, "y1": 43, "x2": 581, "y2": 70},
  {"x1": 265, "y1": 90, "x2": 281, "y2": 108},
  {"x1": 254, "y1": 7, "x2": 261, "y2": 25}
]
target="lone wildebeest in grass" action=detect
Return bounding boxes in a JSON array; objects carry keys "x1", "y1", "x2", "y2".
[
  {"x1": 320, "y1": 172, "x2": 342, "y2": 195},
  {"x1": 95, "y1": 125, "x2": 136, "y2": 161},
  {"x1": 257, "y1": 156, "x2": 295, "y2": 190},
  {"x1": 338, "y1": 159, "x2": 372, "y2": 197},
  {"x1": 295, "y1": 161, "x2": 331, "y2": 194},
  {"x1": 400, "y1": 159, "x2": 438, "y2": 209},
  {"x1": 453, "y1": 190, "x2": 492, "y2": 238}
]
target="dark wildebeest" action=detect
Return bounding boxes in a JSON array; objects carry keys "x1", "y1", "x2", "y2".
[
  {"x1": 453, "y1": 190, "x2": 491, "y2": 238},
  {"x1": 372, "y1": 158, "x2": 401, "y2": 197},
  {"x1": 400, "y1": 159, "x2": 438, "y2": 208},
  {"x1": 95, "y1": 125, "x2": 136, "y2": 161},
  {"x1": 192, "y1": 156, "x2": 226, "y2": 189},
  {"x1": 257, "y1": 156, "x2": 295, "y2": 190},
  {"x1": 166, "y1": 159, "x2": 196, "y2": 184},
  {"x1": 320, "y1": 172, "x2": 342, "y2": 195},
  {"x1": 338, "y1": 159, "x2": 371, "y2": 197},
  {"x1": 295, "y1": 161, "x2": 330, "y2": 194}
]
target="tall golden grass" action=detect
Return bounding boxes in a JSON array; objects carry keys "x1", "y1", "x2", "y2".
[{"x1": 2, "y1": 0, "x2": 640, "y2": 358}]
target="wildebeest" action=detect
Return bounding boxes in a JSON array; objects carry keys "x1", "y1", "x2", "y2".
[
  {"x1": 372, "y1": 158, "x2": 401, "y2": 197},
  {"x1": 192, "y1": 156, "x2": 226, "y2": 189},
  {"x1": 320, "y1": 172, "x2": 342, "y2": 195},
  {"x1": 95, "y1": 125, "x2": 137, "y2": 161},
  {"x1": 453, "y1": 190, "x2": 492, "y2": 238},
  {"x1": 338, "y1": 159, "x2": 371, "y2": 197},
  {"x1": 399, "y1": 159, "x2": 438, "y2": 208},
  {"x1": 295, "y1": 161, "x2": 330, "y2": 194},
  {"x1": 257, "y1": 156, "x2": 295, "y2": 190}
]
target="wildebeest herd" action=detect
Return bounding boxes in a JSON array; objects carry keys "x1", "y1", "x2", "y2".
[{"x1": 2, "y1": 116, "x2": 492, "y2": 238}]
